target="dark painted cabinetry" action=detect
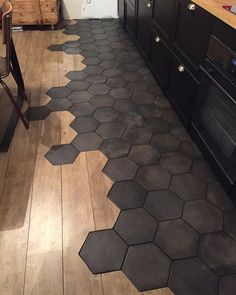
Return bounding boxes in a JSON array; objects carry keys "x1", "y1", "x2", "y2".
[
  {"x1": 125, "y1": 0, "x2": 137, "y2": 38},
  {"x1": 118, "y1": 0, "x2": 125, "y2": 23}
]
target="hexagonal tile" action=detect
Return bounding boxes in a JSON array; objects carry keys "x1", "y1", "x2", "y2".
[
  {"x1": 47, "y1": 98, "x2": 72, "y2": 111},
  {"x1": 88, "y1": 84, "x2": 111, "y2": 95},
  {"x1": 93, "y1": 107, "x2": 119, "y2": 123},
  {"x1": 108, "y1": 180, "x2": 147, "y2": 209},
  {"x1": 136, "y1": 165, "x2": 171, "y2": 191},
  {"x1": 96, "y1": 46, "x2": 112, "y2": 53},
  {"x1": 192, "y1": 159, "x2": 217, "y2": 183},
  {"x1": 144, "y1": 190, "x2": 184, "y2": 221},
  {"x1": 123, "y1": 127, "x2": 152, "y2": 145},
  {"x1": 65, "y1": 71, "x2": 88, "y2": 81},
  {"x1": 45, "y1": 144, "x2": 79, "y2": 165},
  {"x1": 143, "y1": 118, "x2": 170, "y2": 134},
  {"x1": 127, "y1": 81, "x2": 149, "y2": 92},
  {"x1": 84, "y1": 65, "x2": 104, "y2": 75},
  {"x1": 68, "y1": 91, "x2": 92, "y2": 103},
  {"x1": 224, "y1": 209, "x2": 236, "y2": 240},
  {"x1": 207, "y1": 183, "x2": 234, "y2": 212},
  {"x1": 110, "y1": 87, "x2": 132, "y2": 99},
  {"x1": 64, "y1": 47, "x2": 82, "y2": 55},
  {"x1": 79, "y1": 229, "x2": 128, "y2": 274},
  {"x1": 46, "y1": 86, "x2": 71, "y2": 99},
  {"x1": 199, "y1": 231, "x2": 236, "y2": 275},
  {"x1": 72, "y1": 132, "x2": 102, "y2": 151},
  {"x1": 162, "y1": 109, "x2": 180, "y2": 125},
  {"x1": 96, "y1": 122, "x2": 125, "y2": 139},
  {"x1": 69, "y1": 103, "x2": 95, "y2": 117},
  {"x1": 170, "y1": 173, "x2": 206, "y2": 201},
  {"x1": 179, "y1": 141, "x2": 202, "y2": 160},
  {"x1": 155, "y1": 219, "x2": 199, "y2": 259},
  {"x1": 219, "y1": 274, "x2": 236, "y2": 295},
  {"x1": 137, "y1": 104, "x2": 162, "y2": 118},
  {"x1": 115, "y1": 208, "x2": 157, "y2": 245},
  {"x1": 159, "y1": 152, "x2": 192, "y2": 174},
  {"x1": 103, "y1": 157, "x2": 138, "y2": 181},
  {"x1": 113, "y1": 101, "x2": 137, "y2": 113},
  {"x1": 101, "y1": 60, "x2": 120, "y2": 69},
  {"x1": 151, "y1": 133, "x2": 180, "y2": 152},
  {"x1": 90, "y1": 95, "x2": 115, "y2": 107},
  {"x1": 183, "y1": 199, "x2": 223, "y2": 233},
  {"x1": 26, "y1": 106, "x2": 51, "y2": 121},
  {"x1": 122, "y1": 243, "x2": 171, "y2": 291},
  {"x1": 170, "y1": 124, "x2": 191, "y2": 141},
  {"x1": 155, "y1": 96, "x2": 172, "y2": 109},
  {"x1": 103, "y1": 68, "x2": 123, "y2": 78},
  {"x1": 106, "y1": 77, "x2": 127, "y2": 88},
  {"x1": 169, "y1": 258, "x2": 218, "y2": 295},
  {"x1": 83, "y1": 57, "x2": 101, "y2": 66},
  {"x1": 70, "y1": 116, "x2": 99, "y2": 133},
  {"x1": 118, "y1": 63, "x2": 138, "y2": 72},
  {"x1": 48, "y1": 44, "x2": 65, "y2": 52},
  {"x1": 123, "y1": 72, "x2": 143, "y2": 82},
  {"x1": 132, "y1": 91, "x2": 156, "y2": 105},
  {"x1": 99, "y1": 138, "x2": 131, "y2": 158},
  {"x1": 86, "y1": 74, "x2": 107, "y2": 84},
  {"x1": 129, "y1": 145, "x2": 160, "y2": 166},
  {"x1": 117, "y1": 112, "x2": 144, "y2": 128},
  {"x1": 98, "y1": 53, "x2": 115, "y2": 61},
  {"x1": 67, "y1": 81, "x2": 89, "y2": 91}
]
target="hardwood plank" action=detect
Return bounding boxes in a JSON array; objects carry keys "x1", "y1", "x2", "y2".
[{"x1": 144, "y1": 288, "x2": 174, "y2": 295}]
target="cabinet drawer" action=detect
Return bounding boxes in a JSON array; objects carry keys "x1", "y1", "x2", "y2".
[
  {"x1": 149, "y1": 29, "x2": 171, "y2": 88},
  {"x1": 167, "y1": 56, "x2": 199, "y2": 126},
  {"x1": 125, "y1": 0, "x2": 137, "y2": 38},
  {"x1": 40, "y1": 1, "x2": 58, "y2": 13},
  {"x1": 13, "y1": 12, "x2": 40, "y2": 25}
]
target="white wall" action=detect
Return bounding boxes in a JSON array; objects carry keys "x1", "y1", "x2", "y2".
[{"x1": 62, "y1": 0, "x2": 118, "y2": 20}]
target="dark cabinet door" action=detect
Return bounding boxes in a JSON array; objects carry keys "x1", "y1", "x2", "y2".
[
  {"x1": 149, "y1": 29, "x2": 171, "y2": 87},
  {"x1": 118, "y1": 0, "x2": 125, "y2": 23},
  {"x1": 173, "y1": 0, "x2": 213, "y2": 73},
  {"x1": 152, "y1": 0, "x2": 176, "y2": 41},
  {"x1": 137, "y1": 0, "x2": 153, "y2": 56},
  {"x1": 167, "y1": 56, "x2": 199, "y2": 126},
  {"x1": 125, "y1": 0, "x2": 137, "y2": 38}
]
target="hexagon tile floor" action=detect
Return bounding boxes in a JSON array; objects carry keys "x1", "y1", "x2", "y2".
[{"x1": 26, "y1": 19, "x2": 236, "y2": 295}]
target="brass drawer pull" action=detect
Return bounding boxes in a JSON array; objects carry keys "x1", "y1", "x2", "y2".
[
  {"x1": 146, "y1": 1, "x2": 152, "y2": 8},
  {"x1": 178, "y1": 65, "x2": 185, "y2": 72},
  {"x1": 155, "y1": 36, "x2": 160, "y2": 43},
  {"x1": 187, "y1": 3, "x2": 196, "y2": 11}
]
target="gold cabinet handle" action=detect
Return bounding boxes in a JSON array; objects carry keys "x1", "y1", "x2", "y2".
[
  {"x1": 178, "y1": 65, "x2": 185, "y2": 72},
  {"x1": 155, "y1": 36, "x2": 161, "y2": 43},
  {"x1": 146, "y1": 2, "x2": 152, "y2": 8},
  {"x1": 187, "y1": 3, "x2": 196, "y2": 10}
]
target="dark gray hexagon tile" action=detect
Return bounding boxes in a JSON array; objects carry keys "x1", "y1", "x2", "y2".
[
  {"x1": 162, "y1": 109, "x2": 180, "y2": 125},
  {"x1": 93, "y1": 107, "x2": 119, "y2": 123},
  {"x1": 155, "y1": 96, "x2": 172, "y2": 109},
  {"x1": 86, "y1": 74, "x2": 107, "y2": 85},
  {"x1": 69, "y1": 103, "x2": 95, "y2": 117},
  {"x1": 96, "y1": 122, "x2": 125, "y2": 139},
  {"x1": 129, "y1": 145, "x2": 160, "y2": 166},
  {"x1": 132, "y1": 91, "x2": 156, "y2": 105},
  {"x1": 110, "y1": 41, "x2": 125, "y2": 49},
  {"x1": 79, "y1": 229, "x2": 128, "y2": 274},
  {"x1": 83, "y1": 57, "x2": 101, "y2": 66},
  {"x1": 45, "y1": 144, "x2": 79, "y2": 166},
  {"x1": 219, "y1": 274, "x2": 236, "y2": 295},
  {"x1": 118, "y1": 63, "x2": 138, "y2": 72},
  {"x1": 66, "y1": 81, "x2": 89, "y2": 91},
  {"x1": 143, "y1": 118, "x2": 170, "y2": 134},
  {"x1": 122, "y1": 243, "x2": 171, "y2": 291},
  {"x1": 155, "y1": 219, "x2": 199, "y2": 259},
  {"x1": 114, "y1": 208, "x2": 157, "y2": 245},
  {"x1": 65, "y1": 71, "x2": 88, "y2": 81},
  {"x1": 68, "y1": 91, "x2": 92, "y2": 103},
  {"x1": 46, "y1": 86, "x2": 71, "y2": 99},
  {"x1": 207, "y1": 183, "x2": 234, "y2": 212},
  {"x1": 72, "y1": 132, "x2": 102, "y2": 151},
  {"x1": 199, "y1": 231, "x2": 236, "y2": 275},
  {"x1": 110, "y1": 87, "x2": 132, "y2": 99},
  {"x1": 144, "y1": 190, "x2": 184, "y2": 221},
  {"x1": 113, "y1": 101, "x2": 137, "y2": 113},
  {"x1": 70, "y1": 116, "x2": 99, "y2": 133},
  {"x1": 137, "y1": 104, "x2": 162, "y2": 118},
  {"x1": 106, "y1": 77, "x2": 127, "y2": 88},
  {"x1": 127, "y1": 81, "x2": 149, "y2": 93},
  {"x1": 192, "y1": 159, "x2": 217, "y2": 183},
  {"x1": 94, "y1": 34, "x2": 108, "y2": 40},
  {"x1": 98, "y1": 53, "x2": 115, "y2": 61},
  {"x1": 96, "y1": 46, "x2": 112, "y2": 53},
  {"x1": 64, "y1": 47, "x2": 82, "y2": 55},
  {"x1": 103, "y1": 157, "x2": 138, "y2": 182},
  {"x1": 26, "y1": 106, "x2": 51, "y2": 121},
  {"x1": 123, "y1": 127, "x2": 152, "y2": 145},
  {"x1": 103, "y1": 69, "x2": 123, "y2": 78},
  {"x1": 182, "y1": 199, "x2": 223, "y2": 233},
  {"x1": 151, "y1": 134, "x2": 180, "y2": 153},
  {"x1": 101, "y1": 60, "x2": 120, "y2": 69},
  {"x1": 84, "y1": 65, "x2": 104, "y2": 75},
  {"x1": 170, "y1": 173, "x2": 206, "y2": 201},
  {"x1": 108, "y1": 180, "x2": 147, "y2": 209},
  {"x1": 136, "y1": 165, "x2": 171, "y2": 191},
  {"x1": 90, "y1": 95, "x2": 115, "y2": 107},
  {"x1": 224, "y1": 209, "x2": 236, "y2": 240},
  {"x1": 88, "y1": 84, "x2": 111, "y2": 95},
  {"x1": 48, "y1": 44, "x2": 65, "y2": 52},
  {"x1": 47, "y1": 96, "x2": 73, "y2": 110},
  {"x1": 170, "y1": 124, "x2": 191, "y2": 141},
  {"x1": 169, "y1": 257, "x2": 218, "y2": 295},
  {"x1": 179, "y1": 141, "x2": 202, "y2": 160},
  {"x1": 159, "y1": 152, "x2": 192, "y2": 174},
  {"x1": 117, "y1": 112, "x2": 144, "y2": 128},
  {"x1": 99, "y1": 138, "x2": 131, "y2": 159},
  {"x1": 80, "y1": 50, "x2": 98, "y2": 58},
  {"x1": 79, "y1": 43, "x2": 96, "y2": 50},
  {"x1": 123, "y1": 72, "x2": 143, "y2": 82}
]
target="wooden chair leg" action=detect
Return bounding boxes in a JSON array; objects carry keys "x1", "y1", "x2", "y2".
[{"x1": 0, "y1": 79, "x2": 29, "y2": 129}]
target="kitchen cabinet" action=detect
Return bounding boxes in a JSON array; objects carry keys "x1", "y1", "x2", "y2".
[
  {"x1": 118, "y1": 0, "x2": 125, "y2": 23},
  {"x1": 166, "y1": 56, "x2": 199, "y2": 125},
  {"x1": 136, "y1": 0, "x2": 153, "y2": 56},
  {"x1": 173, "y1": 0, "x2": 213, "y2": 74},
  {"x1": 152, "y1": 0, "x2": 176, "y2": 41},
  {"x1": 149, "y1": 28, "x2": 171, "y2": 87},
  {"x1": 125, "y1": 0, "x2": 137, "y2": 38}
]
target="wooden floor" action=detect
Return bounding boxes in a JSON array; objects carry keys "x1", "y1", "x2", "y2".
[{"x1": 0, "y1": 28, "x2": 173, "y2": 295}]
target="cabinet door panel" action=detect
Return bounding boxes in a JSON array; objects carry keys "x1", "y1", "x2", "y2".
[
  {"x1": 125, "y1": 0, "x2": 137, "y2": 38},
  {"x1": 153, "y1": 0, "x2": 176, "y2": 40},
  {"x1": 118, "y1": 0, "x2": 125, "y2": 22}
]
